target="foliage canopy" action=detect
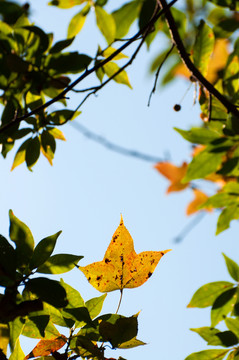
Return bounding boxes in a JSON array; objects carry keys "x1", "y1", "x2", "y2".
[{"x1": 0, "y1": 0, "x2": 239, "y2": 359}]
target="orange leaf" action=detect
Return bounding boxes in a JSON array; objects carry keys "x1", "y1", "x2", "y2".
[
  {"x1": 79, "y1": 216, "x2": 171, "y2": 293},
  {"x1": 186, "y1": 189, "x2": 213, "y2": 216},
  {"x1": 154, "y1": 161, "x2": 189, "y2": 193},
  {"x1": 25, "y1": 335, "x2": 67, "y2": 359}
]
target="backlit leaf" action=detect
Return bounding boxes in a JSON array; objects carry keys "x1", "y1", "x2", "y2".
[
  {"x1": 174, "y1": 127, "x2": 220, "y2": 145},
  {"x1": 30, "y1": 231, "x2": 62, "y2": 270},
  {"x1": 95, "y1": 6, "x2": 116, "y2": 44},
  {"x1": 67, "y1": 4, "x2": 90, "y2": 38},
  {"x1": 48, "y1": 0, "x2": 85, "y2": 8},
  {"x1": 103, "y1": 62, "x2": 132, "y2": 88},
  {"x1": 188, "y1": 281, "x2": 235, "y2": 308},
  {"x1": 222, "y1": 254, "x2": 239, "y2": 282},
  {"x1": 193, "y1": 20, "x2": 215, "y2": 77},
  {"x1": 186, "y1": 189, "x2": 212, "y2": 216},
  {"x1": 60, "y1": 280, "x2": 85, "y2": 308},
  {"x1": 183, "y1": 150, "x2": 224, "y2": 182},
  {"x1": 25, "y1": 335, "x2": 67, "y2": 359},
  {"x1": 9, "y1": 210, "x2": 34, "y2": 269},
  {"x1": 11, "y1": 138, "x2": 32, "y2": 171},
  {"x1": 85, "y1": 294, "x2": 107, "y2": 319},
  {"x1": 225, "y1": 318, "x2": 239, "y2": 339},
  {"x1": 9, "y1": 339, "x2": 25, "y2": 360},
  {"x1": 112, "y1": 1, "x2": 140, "y2": 38},
  {"x1": 154, "y1": 161, "x2": 189, "y2": 193},
  {"x1": 216, "y1": 205, "x2": 239, "y2": 235},
  {"x1": 211, "y1": 288, "x2": 237, "y2": 327},
  {"x1": 79, "y1": 216, "x2": 171, "y2": 292},
  {"x1": 9, "y1": 317, "x2": 25, "y2": 351},
  {"x1": 0, "y1": 323, "x2": 9, "y2": 355},
  {"x1": 37, "y1": 254, "x2": 83, "y2": 274},
  {"x1": 191, "y1": 327, "x2": 238, "y2": 347},
  {"x1": 185, "y1": 349, "x2": 229, "y2": 360}
]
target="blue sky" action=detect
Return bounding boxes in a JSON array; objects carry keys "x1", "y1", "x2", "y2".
[{"x1": 1, "y1": 1, "x2": 239, "y2": 359}]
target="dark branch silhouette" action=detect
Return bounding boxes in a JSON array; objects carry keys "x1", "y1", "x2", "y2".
[{"x1": 158, "y1": 0, "x2": 239, "y2": 119}]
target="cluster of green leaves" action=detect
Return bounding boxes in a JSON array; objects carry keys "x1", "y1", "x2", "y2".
[
  {"x1": 0, "y1": 211, "x2": 144, "y2": 359},
  {"x1": 186, "y1": 254, "x2": 239, "y2": 360}
]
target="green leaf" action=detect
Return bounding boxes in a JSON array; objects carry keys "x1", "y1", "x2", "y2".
[
  {"x1": 23, "y1": 25, "x2": 49, "y2": 54},
  {"x1": 9, "y1": 210, "x2": 34, "y2": 269},
  {"x1": 225, "y1": 318, "x2": 239, "y2": 339},
  {"x1": 0, "y1": 323, "x2": 9, "y2": 355},
  {"x1": 188, "y1": 282, "x2": 235, "y2": 308},
  {"x1": 36, "y1": 254, "x2": 83, "y2": 274},
  {"x1": 85, "y1": 294, "x2": 107, "y2": 319},
  {"x1": 63, "y1": 307, "x2": 92, "y2": 326},
  {"x1": 191, "y1": 327, "x2": 238, "y2": 347},
  {"x1": 208, "y1": 0, "x2": 239, "y2": 10},
  {"x1": 95, "y1": 6, "x2": 116, "y2": 44},
  {"x1": 25, "y1": 136, "x2": 40, "y2": 170},
  {"x1": 9, "y1": 317, "x2": 25, "y2": 351},
  {"x1": 29, "y1": 231, "x2": 62, "y2": 270},
  {"x1": 70, "y1": 335, "x2": 104, "y2": 359},
  {"x1": 211, "y1": 288, "x2": 237, "y2": 327},
  {"x1": 25, "y1": 277, "x2": 68, "y2": 308},
  {"x1": 138, "y1": 0, "x2": 156, "y2": 30},
  {"x1": 49, "y1": 37, "x2": 75, "y2": 53},
  {"x1": 46, "y1": 52, "x2": 92, "y2": 74},
  {"x1": 118, "y1": 337, "x2": 146, "y2": 348},
  {"x1": 46, "y1": 110, "x2": 80, "y2": 125},
  {"x1": 222, "y1": 254, "x2": 239, "y2": 281},
  {"x1": 174, "y1": 127, "x2": 220, "y2": 145},
  {"x1": 47, "y1": 128, "x2": 66, "y2": 141},
  {"x1": 44, "y1": 303, "x2": 75, "y2": 328},
  {"x1": 98, "y1": 314, "x2": 138, "y2": 348},
  {"x1": 40, "y1": 130, "x2": 56, "y2": 166},
  {"x1": 48, "y1": 0, "x2": 86, "y2": 8},
  {"x1": 60, "y1": 280, "x2": 85, "y2": 308},
  {"x1": 183, "y1": 150, "x2": 224, "y2": 182},
  {"x1": 185, "y1": 349, "x2": 229, "y2": 360},
  {"x1": 0, "y1": 234, "x2": 16, "y2": 286},
  {"x1": 103, "y1": 62, "x2": 132, "y2": 88},
  {"x1": 193, "y1": 20, "x2": 215, "y2": 76},
  {"x1": 67, "y1": 4, "x2": 90, "y2": 38},
  {"x1": 216, "y1": 206, "x2": 239, "y2": 235},
  {"x1": 11, "y1": 138, "x2": 32, "y2": 171},
  {"x1": 112, "y1": 1, "x2": 140, "y2": 38},
  {"x1": 9, "y1": 338, "x2": 25, "y2": 360},
  {"x1": 101, "y1": 47, "x2": 128, "y2": 60},
  {"x1": 22, "y1": 315, "x2": 60, "y2": 339}
]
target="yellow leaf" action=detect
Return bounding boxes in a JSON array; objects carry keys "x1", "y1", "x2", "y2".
[
  {"x1": 79, "y1": 216, "x2": 171, "y2": 292},
  {"x1": 154, "y1": 161, "x2": 189, "y2": 193},
  {"x1": 0, "y1": 323, "x2": 9, "y2": 355}
]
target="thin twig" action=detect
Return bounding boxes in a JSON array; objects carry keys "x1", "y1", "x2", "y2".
[
  {"x1": 69, "y1": 121, "x2": 164, "y2": 163},
  {"x1": 157, "y1": 0, "x2": 239, "y2": 119},
  {"x1": 116, "y1": 289, "x2": 123, "y2": 314},
  {"x1": 174, "y1": 212, "x2": 206, "y2": 243},
  {"x1": 148, "y1": 44, "x2": 175, "y2": 106},
  {"x1": 0, "y1": 0, "x2": 178, "y2": 134}
]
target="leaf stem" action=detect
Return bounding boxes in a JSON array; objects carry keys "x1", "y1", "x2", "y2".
[{"x1": 116, "y1": 289, "x2": 123, "y2": 314}]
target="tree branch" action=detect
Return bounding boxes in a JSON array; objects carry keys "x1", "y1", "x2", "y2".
[
  {"x1": 70, "y1": 121, "x2": 164, "y2": 163},
  {"x1": 157, "y1": 0, "x2": 239, "y2": 119},
  {"x1": 0, "y1": 0, "x2": 178, "y2": 134}
]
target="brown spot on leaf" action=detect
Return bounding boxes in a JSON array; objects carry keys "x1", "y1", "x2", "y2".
[
  {"x1": 96, "y1": 275, "x2": 102, "y2": 281},
  {"x1": 88, "y1": 277, "x2": 91, "y2": 281},
  {"x1": 105, "y1": 258, "x2": 111, "y2": 264},
  {"x1": 148, "y1": 272, "x2": 152, "y2": 278},
  {"x1": 161, "y1": 251, "x2": 165, "y2": 256}
]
